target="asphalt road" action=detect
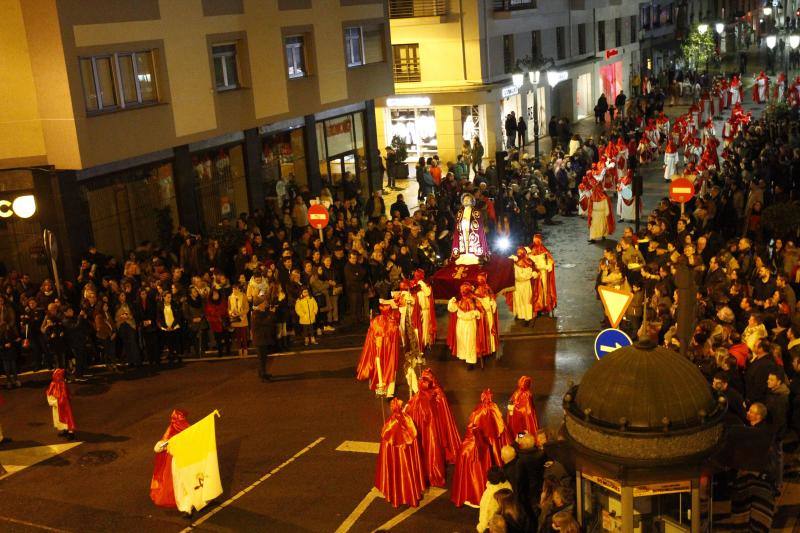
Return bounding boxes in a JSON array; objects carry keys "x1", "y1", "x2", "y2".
[{"x1": 0, "y1": 333, "x2": 596, "y2": 533}]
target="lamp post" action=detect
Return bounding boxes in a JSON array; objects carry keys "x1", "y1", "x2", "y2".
[
  {"x1": 767, "y1": 34, "x2": 777, "y2": 74},
  {"x1": 512, "y1": 56, "x2": 556, "y2": 165}
]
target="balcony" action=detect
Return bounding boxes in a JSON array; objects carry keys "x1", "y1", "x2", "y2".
[
  {"x1": 493, "y1": 0, "x2": 536, "y2": 11},
  {"x1": 389, "y1": 0, "x2": 447, "y2": 19}
]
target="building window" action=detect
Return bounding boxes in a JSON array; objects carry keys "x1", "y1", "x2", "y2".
[
  {"x1": 578, "y1": 23, "x2": 586, "y2": 54},
  {"x1": 615, "y1": 17, "x2": 622, "y2": 48},
  {"x1": 346, "y1": 24, "x2": 385, "y2": 67},
  {"x1": 641, "y1": 6, "x2": 651, "y2": 30},
  {"x1": 597, "y1": 20, "x2": 606, "y2": 51},
  {"x1": 556, "y1": 27, "x2": 566, "y2": 60},
  {"x1": 80, "y1": 50, "x2": 158, "y2": 113},
  {"x1": 285, "y1": 36, "x2": 307, "y2": 79},
  {"x1": 630, "y1": 15, "x2": 637, "y2": 43},
  {"x1": 494, "y1": 0, "x2": 535, "y2": 10},
  {"x1": 503, "y1": 34, "x2": 514, "y2": 73},
  {"x1": 212, "y1": 44, "x2": 239, "y2": 90},
  {"x1": 345, "y1": 27, "x2": 364, "y2": 67},
  {"x1": 531, "y1": 30, "x2": 541, "y2": 59},
  {"x1": 392, "y1": 43, "x2": 420, "y2": 82}
]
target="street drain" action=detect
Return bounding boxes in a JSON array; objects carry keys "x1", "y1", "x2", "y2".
[{"x1": 78, "y1": 450, "x2": 119, "y2": 466}]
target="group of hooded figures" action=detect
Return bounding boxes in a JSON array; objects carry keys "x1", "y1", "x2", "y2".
[
  {"x1": 370, "y1": 376, "x2": 541, "y2": 509},
  {"x1": 355, "y1": 233, "x2": 554, "y2": 508},
  {"x1": 574, "y1": 70, "x2": 796, "y2": 244}
]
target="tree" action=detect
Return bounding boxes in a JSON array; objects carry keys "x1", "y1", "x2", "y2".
[{"x1": 681, "y1": 28, "x2": 715, "y2": 69}]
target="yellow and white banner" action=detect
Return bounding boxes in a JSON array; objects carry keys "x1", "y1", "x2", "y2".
[{"x1": 168, "y1": 410, "x2": 222, "y2": 513}]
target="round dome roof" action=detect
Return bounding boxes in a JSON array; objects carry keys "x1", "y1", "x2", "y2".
[{"x1": 573, "y1": 340, "x2": 717, "y2": 431}]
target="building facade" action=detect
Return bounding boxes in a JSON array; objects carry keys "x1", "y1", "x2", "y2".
[
  {"x1": 375, "y1": 0, "x2": 641, "y2": 166},
  {"x1": 0, "y1": 0, "x2": 393, "y2": 275}
]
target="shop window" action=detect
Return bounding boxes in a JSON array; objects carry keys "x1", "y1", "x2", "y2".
[
  {"x1": 262, "y1": 129, "x2": 308, "y2": 204},
  {"x1": 392, "y1": 43, "x2": 420, "y2": 83},
  {"x1": 212, "y1": 44, "x2": 239, "y2": 91},
  {"x1": 556, "y1": 27, "x2": 566, "y2": 60},
  {"x1": 597, "y1": 20, "x2": 606, "y2": 51},
  {"x1": 85, "y1": 163, "x2": 177, "y2": 260},
  {"x1": 285, "y1": 36, "x2": 307, "y2": 79},
  {"x1": 345, "y1": 27, "x2": 365, "y2": 67},
  {"x1": 387, "y1": 107, "x2": 437, "y2": 160},
  {"x1": 461, "y1": 105, "x2": 483, "y2": 145},
  {"x1": 80, "y1": 50, "x2": 159, "y2": 113},
  {"x1": 503, "y1": 34, "x2": 514, "y2": 73},
  {"x1": 194, "y1": 146, "x2": 249, "y2": 231},
  {"x1": 578, "y1": 23, "x2": 586, "y2": 54}
]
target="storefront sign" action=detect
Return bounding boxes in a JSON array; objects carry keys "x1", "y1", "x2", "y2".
[
  {"x1": 0, "y1": 194, "x2": 36, "y2": 219},
  {"x1": 325, "y1": 115, "x2": 355, "y2": 156},
  {"x1": 583, "y1": 473, "x2": 691, "y2": 497},
  {"x1": 501, "y1": 85, "x2": 519, "y2": 99},
  {"x1": 386, "y1": 96, "x2": 431, "y2": 107},
  {"x1": 605, "y1": 48, "x2": 619, "y2": 59}
]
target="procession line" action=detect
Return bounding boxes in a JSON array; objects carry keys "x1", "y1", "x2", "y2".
[{"x1": 181, "y1": 436, "x2": 326, "y2": 532}]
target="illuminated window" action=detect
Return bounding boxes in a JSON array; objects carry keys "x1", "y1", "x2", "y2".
[
  {"x1": 80, "y1": 50, "x2": 158, "y2": 113},
  {"x1": 285, "y1": 36, "x2": 307, "y2": 79},
  {"x1": 345, "y1": 27, "x2": 364, "y2": 67}
]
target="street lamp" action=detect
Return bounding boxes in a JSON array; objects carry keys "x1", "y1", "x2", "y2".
[
  {"x1": 763, "y1": 7, "x2": 772, "y2": 16},
  {"x1": 528, "y1": 70, "x2": 541, "y2": 163},
  {"x1": 698, "y1": 23, "x2": 709, "y2": 35},
  {"x1": 715, "y1": 22, "x2": 725, "y2": 35},
  {"x1": 767, "y1": 34, "x2": 777, "y2": 49},
  {"x1": 790, "y1": 34, "x2": 800, "y2": 49},
  {"x1": 512, "y1": 71, "x2": 524, "y2": 89}
]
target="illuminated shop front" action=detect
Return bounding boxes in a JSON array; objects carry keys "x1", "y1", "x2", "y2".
[
  {"x1": 316, "y1": 110, "x2": 368, "y2": 196},
  {"x1": 377, "y1": 95, "x2": 491, "y2": 166},
  {"x1": 192, "y1": 145, "x2": 249, "y2": 231}
]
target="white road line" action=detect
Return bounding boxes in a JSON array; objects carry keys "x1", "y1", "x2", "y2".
[
  {"x1": 372, "y1": 487, "x2": 447, "y2": 531},
  {"x1": 181, "y1": 436, "x2": 325, "y2": 532},
  {"x1": 333, "y1": 488, "x2": 382, "y2": 533},
  {"x1": 0, "y1": 515, "x2": 71, "y2": 532},
  {"x1": 335, "y1": 441, "x2": 380, "y2": 454}
]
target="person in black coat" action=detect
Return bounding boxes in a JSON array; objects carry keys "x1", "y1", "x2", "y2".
[
  {"x1": 134, "y1": 287, "x2": 160, "y2": 367},
  {"x1": 713, "y1": 372, "x2": 747, "y2": 424},
  {"x1": 157, "y1": 292, "x2": 184, "y2": 365},
  {"x1": 745, "y1": 339, "x2": 780, "y2": 405},
  {"x1": 63, "y1": 307, "x2": 91, "y2": 380},
  {"x1": 251, "y1": 296, "x2": 277, "y2": 382}
]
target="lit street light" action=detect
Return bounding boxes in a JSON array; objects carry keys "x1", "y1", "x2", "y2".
[
  {"x1": 790, "y1": 35, "x2": 800, "y2": 49},
  {"x1": 698, "y1": 23, "x2": 709, "y2": 35},
  {"x1": 715, "y1": 23, "x2": 725, "y2": 35}
]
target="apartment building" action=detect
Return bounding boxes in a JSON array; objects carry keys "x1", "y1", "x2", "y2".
[
  {"x1": 376, "y1": 0, "x2": 640, "y2": 165},
  {"x1": 0, "y1": 0, "x2": 393, "y2": 275}
]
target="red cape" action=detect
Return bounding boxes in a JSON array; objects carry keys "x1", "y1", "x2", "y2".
[
  {"x1": 528, "y1": 245, "x2": 557, "y2": 313},
  {"x1": 506, "y1": 376, "x2": 540, "y2": 441},
  {"x1": 421, "y1": 368, "x2": 462, "y2": 465},
  {"x1": 450, "y1": 424, "x2": 491, "y2": 507},
  {"x1": 375, "y1": 399, "x2": 427, "y2": 507},
  {"x1": 406, "y1": 381, "x2": 447, "y2": 487},
  {"x1": 356, "y1": 312, "x2": 401, "y2": 391},
  {"x1": 150, "y1": 409, "x2": 190, "y2": 508},
  {"x1": 469, "y1": 393, "x2": 511, "y2": 466},
  {"x1": 46, "y1": 369, "x2": 75, "y2": 431}
]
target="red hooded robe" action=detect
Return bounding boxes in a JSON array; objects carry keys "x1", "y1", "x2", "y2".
[
  {"x1": 420, "y1": 368, "x2": 462, "y2": 464},
  {"x1": 528, "y1": 234, "x2": 557, "y2": 313},
  {"x1": 506, "y1": 376, "x2": 540, "y2": 441},
  {"x1": 150, "y1": 409, "x2": 191, "y2": 508},
  {"x1": 410, "y1": 269, "x2": 437, "y2": 349},
  {"x1": 46, "y1": 368, "x2": 76, "y2": 431},
  {"x1": 406, "y1": 377, "x2": 447, "y2": 487},
  {"x1": 356, "y1": 306, "x2": 401, "y2": 393},
  {"x1": 374, "y1": 398, "x2": 427, "y2": 507}
]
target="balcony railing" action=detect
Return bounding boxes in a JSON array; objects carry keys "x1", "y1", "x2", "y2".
[
  {"x1": 493, "y1": 0, "x2": 536, "y2": 11},
  {"x1": 389, "y1": 0, "x2": 447, "y2": 19}
]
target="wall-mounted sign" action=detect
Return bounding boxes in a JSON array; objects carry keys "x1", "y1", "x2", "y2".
[
  {"x1": 0, "y1": 195, "x2": 36, "y2": 219},
  {"x1": 501, "y1": 85, "x2": 519, "y2": 99},
  {"x1": 606, "y1": 48, "x2": 619, "y2": 59},
  {"x1": 386, "y1": 96, "x2": 432, "y2": 107}
]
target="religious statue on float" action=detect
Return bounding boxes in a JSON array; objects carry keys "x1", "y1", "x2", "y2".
[{"x1": 451, "y1": 193, "x2": 490, "y2": 266}]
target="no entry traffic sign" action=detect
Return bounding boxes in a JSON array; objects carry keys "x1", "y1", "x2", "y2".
[
  {"x1": 308, "y1": 204, "x2": 330, "y2": 230},
  {"x1": 669, "y1": 177, "x2": 694, "y2": 204}
]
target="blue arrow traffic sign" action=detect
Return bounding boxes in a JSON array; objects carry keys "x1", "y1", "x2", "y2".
[{"x1": 594, "y1": 328, "x2": 633, "y2": 360}]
